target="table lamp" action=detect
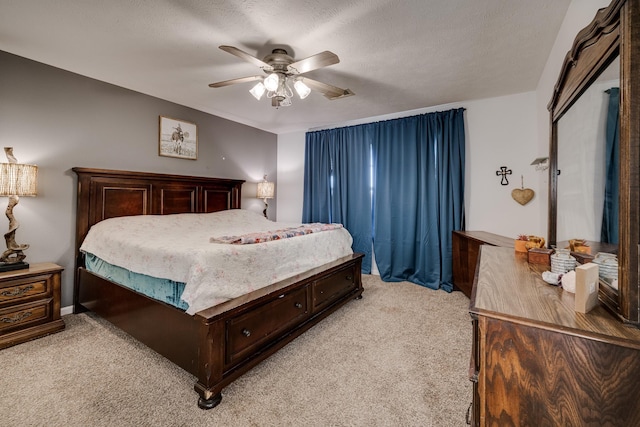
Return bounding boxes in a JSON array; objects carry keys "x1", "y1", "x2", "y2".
[
  {"x1": 256, "y1": 175, "x2": 275, "y2": 219},
  {"x1": 0, "y1": 147, "x2": 38, "y2": 272}
]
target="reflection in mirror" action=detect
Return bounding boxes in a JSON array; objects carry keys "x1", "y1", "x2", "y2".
[{"x1": 556, "y1": 57, "x2": 619, "y2": 243}]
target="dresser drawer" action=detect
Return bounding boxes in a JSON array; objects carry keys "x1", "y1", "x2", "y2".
[
  {"x1": 226, "y1": 286, "x2": 309, "y2": 365},
  {"x1": 0, "y1": 300, "x2": 52, "y2": 333},
  {"x1": 0, "y1": 274, "x2": 51, "y2": 307},
  {"x1": 312, "y1": 265, "x2": 357, "y2": 312}
]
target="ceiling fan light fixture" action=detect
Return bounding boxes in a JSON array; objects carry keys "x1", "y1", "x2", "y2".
[
  {"x1": 279, "y1": 97, "x2": 292, "y2": 107},
  {"x1": 249, "y1": 82, "x2": 266, "y2": 100},
  {"x1": 263, "y1": 73, "x2": 280, "y2": 92},
  {"x1": 282, "y1": 78, "x2": 293, "y2": 99},
  {"x1": 294, "y1": 80, "x2": 311, "y2": 99},
  {"x1": 210, "y1": 45, "x2": 354, "y2": 108}
]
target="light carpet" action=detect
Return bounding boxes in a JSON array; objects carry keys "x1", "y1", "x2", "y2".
[{"x1": 0, "y1": 274, "x2": 472, "y2": 426}]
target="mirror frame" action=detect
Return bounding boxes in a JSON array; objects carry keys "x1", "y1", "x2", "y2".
[{"x1": 548, "y1": 0, "x2": 640, "y2": 326}]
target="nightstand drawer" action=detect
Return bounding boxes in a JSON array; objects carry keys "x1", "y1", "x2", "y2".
[
  {"x1": 0, "y1": 275, "x2": 50, "y2": 305},
  {"x1": 0, "y1": 300, "x2": 51, "y2": 333},
  {"x1": 0, "y1": 263, "x2": 64, "y2": 349}
]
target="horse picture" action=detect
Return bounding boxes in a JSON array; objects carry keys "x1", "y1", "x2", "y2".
[{"x1": 159, "y1": 116, "x2": 197, "y2": 159}]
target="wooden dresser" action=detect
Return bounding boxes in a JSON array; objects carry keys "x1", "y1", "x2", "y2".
[
  {"x1": 452, "y1": 231, "x2": 513, "y2": 297},
  {"x1": 469, "y1": 246, "x2": 640, "y2": 426},
  {"x1": 0, "y1": 263, "x2": 64, "y2": 349}
]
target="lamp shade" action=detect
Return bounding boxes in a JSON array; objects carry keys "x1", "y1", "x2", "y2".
[
  {"x1": 257, "y1": 181, "x2": 275, "y2": 199},
  {"x1": 0, "y1": 163, "x2": 38, "y2": 196},
  {"x1": 294, "y1": 80, "x2": 311, "y2": 99},
  {"x1": 249, "y1": 82, "x2": 266, "y2": 100},
  {"x1": 263, "y1": 73, "x2": 280, "y2": 92}
]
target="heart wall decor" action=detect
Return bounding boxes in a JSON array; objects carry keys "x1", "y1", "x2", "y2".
[
  {"x1": 512, "y1": 175, "x2": 534, "y2": 205},
  {"x1": 512, "y1": 188, "x2": 535, "y2": 205}
]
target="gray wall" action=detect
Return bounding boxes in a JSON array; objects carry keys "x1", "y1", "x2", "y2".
[{"x1": 0, "y1": 50, "x2": 277, "y2": 308}]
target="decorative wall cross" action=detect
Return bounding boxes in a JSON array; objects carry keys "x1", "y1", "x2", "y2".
[{"x1": 496, "y1": 166, "x2": 512, "y2": 185}]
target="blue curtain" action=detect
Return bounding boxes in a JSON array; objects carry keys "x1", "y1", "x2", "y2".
[
  {"x1": 302, "y1": 108, "x2": 465, "y2": 291},
  {"x1": 373, "y1": 109, "x2": 465, "y2": 291},
  {"x1": 601, "y1": 87, "x2": 619, "y2": 244},
  {"x1": 302, "y1": 125, "x2": 374, "y2": 272}
]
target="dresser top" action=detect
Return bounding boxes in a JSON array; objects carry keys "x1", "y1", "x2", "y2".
[
  {"x1": 0, "y1": 262, "x2": 63, "y2": 279},
  {"x1": 453, "y1": 230, "x2": 514, "y2": 248},
  {"x1": 470, "y1": 246, "x2": 640, "y2": 348}
]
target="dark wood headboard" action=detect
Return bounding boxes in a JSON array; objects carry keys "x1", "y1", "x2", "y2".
[{"x1": 73, "y1": 167, "x2": 245, "y2": 266}]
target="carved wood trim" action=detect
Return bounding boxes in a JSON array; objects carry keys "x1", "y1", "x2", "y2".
[
  {"x1": 548, "y1": 0, "x2": 624, "y2": 120},
  {"x1": 619, "y1": 0, "x2": 640, "y2": 323}
]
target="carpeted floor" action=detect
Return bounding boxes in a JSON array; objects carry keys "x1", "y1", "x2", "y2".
[{"x1": 0, "y1": 274, "x2": 472, "y2": 426}]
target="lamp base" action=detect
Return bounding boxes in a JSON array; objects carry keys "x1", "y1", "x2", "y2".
[{"x1": 0, "y1": 261, "x2": 29, "y2": 272}]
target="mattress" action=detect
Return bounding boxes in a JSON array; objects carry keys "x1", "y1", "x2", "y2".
[
  {"x1": 80, "y1": 209, "x2": 354, "y2": 314},
  {"x1": 85, "y1": 253, "x2": 189, "y2": 310}
]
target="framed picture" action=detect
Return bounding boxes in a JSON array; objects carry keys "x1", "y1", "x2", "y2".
[{"x1": 158, "y1": 116, "x2": 198, "y2": 160}]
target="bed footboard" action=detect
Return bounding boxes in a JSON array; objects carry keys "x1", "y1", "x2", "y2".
[
  {"x1": 193, "y1": 253, "x2": 363, "y2": 409},
  {"x1": 76, "y1": 253, "x2": 364, "y2": 409}
]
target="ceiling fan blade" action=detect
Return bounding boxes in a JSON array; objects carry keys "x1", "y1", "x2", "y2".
[
  {"x1": 287, "y1": 51, "x2": 340, "y2": 74},
  {"x1": 219, "y1": 45, "x2": 273, "y2": 71},
  {"x1": 300, "y1": 77, "x2": 354, "y2": 100},
  {"x1": 208, "y1": 75, "x2": 263, "y2": 88}
]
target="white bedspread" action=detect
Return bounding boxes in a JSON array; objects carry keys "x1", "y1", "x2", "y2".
[{"x1": 80, "y1": 209, "x2": 354, "y2": 314}]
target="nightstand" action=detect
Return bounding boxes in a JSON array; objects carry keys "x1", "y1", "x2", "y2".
[{"x1": 0, "y1": 263, "x2": 64, "y2": 349}]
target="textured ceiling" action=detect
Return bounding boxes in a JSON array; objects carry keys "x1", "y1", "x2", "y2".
[{"x1": 0, "y1": 0, "x2": 571, "y2": 134}]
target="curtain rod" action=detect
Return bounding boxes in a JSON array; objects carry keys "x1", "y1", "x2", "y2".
[{"x1": 308, "y1": 107, "x2": 466, "y2": 133}]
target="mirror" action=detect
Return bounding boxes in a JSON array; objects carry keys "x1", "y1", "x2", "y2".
[
  {"x1": 549, "y1": 0, "x2": 640, "y2": 326},
  {"x1": 556, "y1": 57, "x2": 619, "y2": 243}
]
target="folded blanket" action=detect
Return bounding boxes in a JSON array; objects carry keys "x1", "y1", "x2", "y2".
[{"x1": 211, "y1": 223, "x2": 343, "y2": 244}]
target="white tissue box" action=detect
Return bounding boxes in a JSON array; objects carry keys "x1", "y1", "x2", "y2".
[{"x1": 575, "y1": 263, "x2": 599, "y2": 313}]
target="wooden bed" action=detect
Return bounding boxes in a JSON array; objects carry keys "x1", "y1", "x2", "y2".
[{"x1": 72, "y1": 167, "x2": 364, "y2": 409}]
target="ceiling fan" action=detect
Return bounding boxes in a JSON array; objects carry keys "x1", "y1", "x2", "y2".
[{"x1": 209, "y1": 45, "x2": 354, "y2": 107}]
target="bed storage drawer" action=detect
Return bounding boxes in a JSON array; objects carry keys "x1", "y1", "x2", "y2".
[
  {"x1": 226, "y1": 286, "x2": 309, "y2": 365},
  {"x1": 312, "y1": 264, "x2": 357, "y2": 312}
]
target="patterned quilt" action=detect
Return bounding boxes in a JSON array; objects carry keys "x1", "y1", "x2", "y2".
[
  {"x1": 80, "y1": 209, "x2": 353, "y2": 314},
  {"x1": 210, "y1": 223, "x2": 343, "y2": 244}
]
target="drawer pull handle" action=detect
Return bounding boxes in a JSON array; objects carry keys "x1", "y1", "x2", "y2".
[
  {"x1": 346, "y1": 275, "x2": 353, "y2": 281},
  {"x1": 1, "y1": 284, "x2": 34, "y2": 298},
  {"x1": 295, "y1": 302, "x2": 303, "y2": 309},
  {"x1": 1, "y1": 311, "x2": 33, "y2": 324},
  {"x1": 242, "y1": 328, "x2": 251, "y2": 337}
]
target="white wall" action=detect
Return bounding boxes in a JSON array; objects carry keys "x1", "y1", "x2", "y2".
[
  {"x1": 277, "y1": 0, "x2": 613, "y2": 243},
  {"x1": 276, "y1": 131, "x2": 306, "y2": 222},
  {"x1": 464, "y1": 92, "x2": 542, "y2": 237}
]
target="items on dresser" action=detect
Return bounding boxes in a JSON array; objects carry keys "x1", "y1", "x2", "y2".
[
  {"x1": 575, "y1": 263, "x2": 599, "y2": 313},
  {"x1": 527, "y1": 247, "x2": 553, "y2": 266},
  {"x1": 550, "y1": 248, "x2": 576, "y2": 274},
  {"x1": 0, "y1": 263, "x2": 64, "y2": 349},
  {"x1": 469, "y1": 246, "x2": 640, "y2": 426}
]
